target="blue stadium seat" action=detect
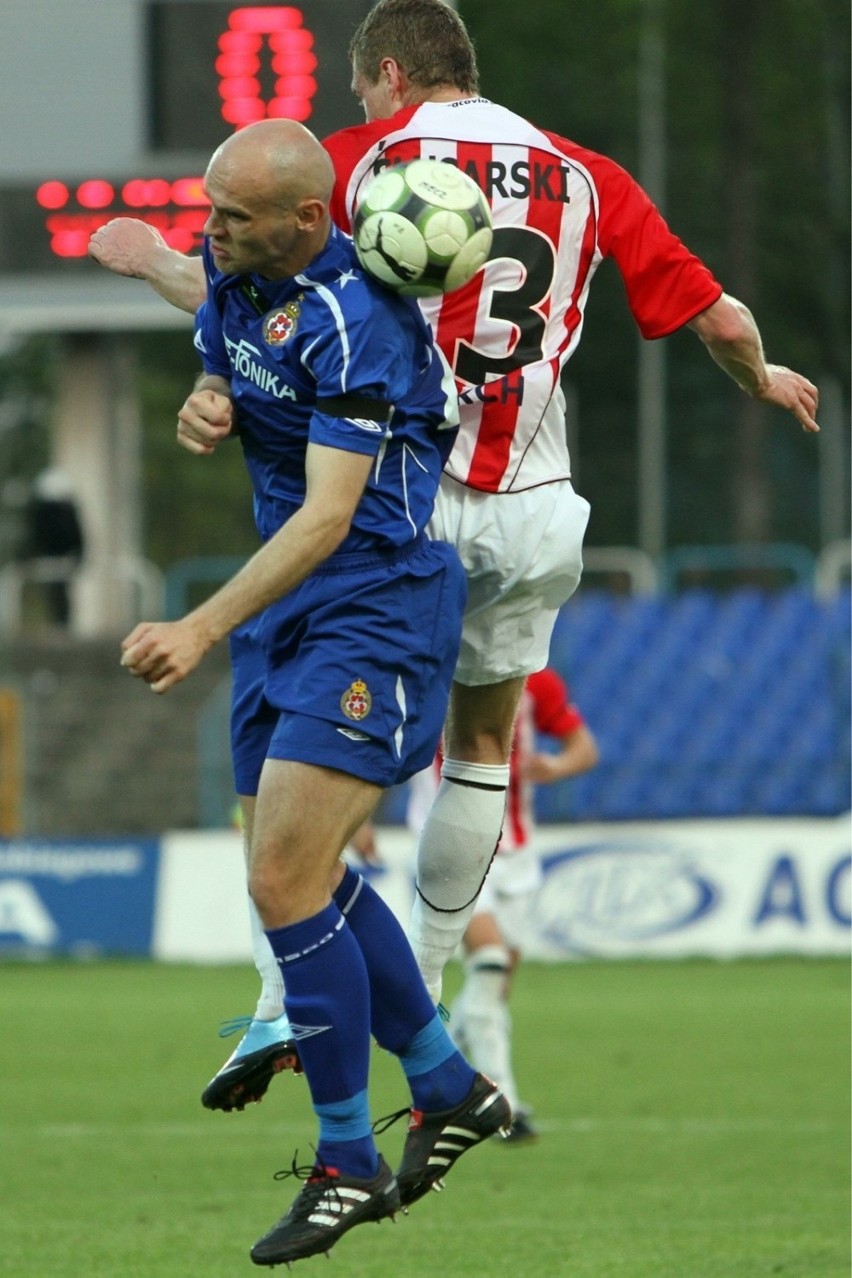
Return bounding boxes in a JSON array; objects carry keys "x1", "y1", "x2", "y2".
[{"x1": 548, "y1": 585, "x2": 850, "y2": 822}]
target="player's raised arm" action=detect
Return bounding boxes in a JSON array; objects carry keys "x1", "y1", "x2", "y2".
[
  {"x1": 88, "y1": 217, "x2": 207, "y2": 314},
  {"x1": 688, "y1": 293, "x2": 819, "y2": 433},
  {"x1": 121, "y1": 440, "x2": 374, "y2": 692}
]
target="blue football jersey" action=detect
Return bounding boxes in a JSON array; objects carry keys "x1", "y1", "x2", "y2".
[{"x1": 193, "y1": 226, "x2": 459, "y2": 554}]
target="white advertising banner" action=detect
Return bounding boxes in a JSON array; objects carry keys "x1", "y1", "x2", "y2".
[
  {"x1": 152, "y1": 830, "x2": 252, "y2": 963},
  {"x1": 156, "y1": 815, "x2": 850, "y2": 963},
  {"x1": 524, "y1": 814, "x2": 850, "y2": 959}
]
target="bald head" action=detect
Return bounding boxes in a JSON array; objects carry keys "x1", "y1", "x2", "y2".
[
  {"x1": 203, "y1": 120, "x2": 335, "y2": 279},
  {"x1": 208, "y1": 120, "x2": 335, "y2": 209}
]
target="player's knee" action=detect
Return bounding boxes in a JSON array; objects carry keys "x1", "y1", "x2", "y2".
[
  {"x1": 445, "y1": 682, "x2": 524, "y2": 761},
  {"x1": 467, "y1": 943, "x2": 512, "y2": 978},
  {"x1": 447, "y1": 731, "x2": 511, "y2": 764},
  {"x1": 248, "y1": 836, "x2": 300, "y2": 917},
  {"x1": 247, "y1": 859, "x2": 280, "y2": 921},
  {"x1": 443, "y1": 716, "x2": 516, "y2": 762}
]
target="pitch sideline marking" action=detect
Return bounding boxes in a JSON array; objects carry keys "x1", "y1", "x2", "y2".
[{"x1": 27, "y1": 1116, "x2": 837, "y2": 1140}]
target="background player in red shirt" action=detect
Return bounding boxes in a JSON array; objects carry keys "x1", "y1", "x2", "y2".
[
  {"x1": 408, "y1": 668, "x2": 599, "y2": 1141},
  {"x1": 89, "y1": 0, "x2": 819, "y2": 1103}
]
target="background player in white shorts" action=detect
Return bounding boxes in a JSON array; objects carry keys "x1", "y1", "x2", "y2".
[
  {"x1": 89, "y1": 0, "x2": 819, "y2": 1083},
  {"x1": 408, "y1": 667, "x2": 598, "y2": 1140}
]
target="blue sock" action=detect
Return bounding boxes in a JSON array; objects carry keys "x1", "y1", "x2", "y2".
[
  {"x1": 398, "y1": 1012, "x2": 476, "y2": 1111},
  {"x1": 334, "y1": 866, "x2": 475, "y2": 1111},
  {"x1": 265, "y1": 901, "x2": 378, "y2": 1179}
]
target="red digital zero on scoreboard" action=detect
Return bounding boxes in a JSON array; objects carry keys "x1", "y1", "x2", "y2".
[{"x1": 217, "y1": 5, "x2": 318, "y2": 126}]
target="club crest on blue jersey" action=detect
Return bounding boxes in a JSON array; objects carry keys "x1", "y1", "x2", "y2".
[
  {"x1": 341, "y1": 678, "x2": 372, "y2": 721},
  {"x1": 263, "y1": 301, "x2": 301, "y2": 345}
]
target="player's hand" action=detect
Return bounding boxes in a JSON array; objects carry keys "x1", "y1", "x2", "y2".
[
  {"x1": 88, "y1": 218, "x2": 168, "y2": 278},
  {"x1": 755, "y1": 365, "x2": 819, "y2": 433},
  {"x1": 120, "y1": 618, "x2": 212, "y2": 693},
  {"x1": 177, "y1": 389, "x2": 234, "y2": 455},
  {"x1": 521, "y1": 752, "x2": 563, "y2": 784},
  {"x1": 348, "y1": 820, "x2": 381, "y2": 865}
]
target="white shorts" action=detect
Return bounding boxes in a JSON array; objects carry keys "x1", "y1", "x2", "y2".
[
  {"x1": 428, "y1": 477, "x2": 590, "y2": 685},
  {"x1": 474, "y1": 846, "x2": 543, "y2": 950}
]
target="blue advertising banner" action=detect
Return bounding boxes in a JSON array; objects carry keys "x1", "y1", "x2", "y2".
[{"x1": 0, "y1": 838, "x2": 160, "y2": 957}]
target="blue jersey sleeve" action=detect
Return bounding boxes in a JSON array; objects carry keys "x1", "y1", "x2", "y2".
[
  {"x1": 193, "y1": 300, "x2": 231, "y2": 380},
  {"x1": 300, "y1": 283, "x2": 423, "y2": 457},
  {"x1": 310, "y1": 407, "x2": 392, "y2": 456}
]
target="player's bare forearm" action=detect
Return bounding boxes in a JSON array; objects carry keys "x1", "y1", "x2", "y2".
[
  {"x1": 192, "y1": 449, "x2": 371, "y2": 633},
  {"x1": 120, "y1": 444, "x2": 373, "y2": 693},
  {"x1": 120, "y1": 521, "x2": 337, "y2": 694},
  {"x1": 348, "y1": 820, "x2": 380, "y2": 864},
  {"x1": 523, "y1": 725, "x2": 599, "y2": 783},
  {"x1": 88, "y1": 218, "x2": 207, "y2": 313},
  {"x1": 121, "y1": 520, "x2": 343, "y2": 692},
  {"x1": 688, "y1": 294, "x2": 819, "y2": 433}
]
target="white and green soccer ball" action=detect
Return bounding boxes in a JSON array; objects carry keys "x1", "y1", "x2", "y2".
[{"x1": 353, "y1": 158, "x2": 493, "y2": 297}]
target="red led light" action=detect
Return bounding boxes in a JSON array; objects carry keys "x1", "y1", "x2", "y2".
[
  {"x1": 274, "y1": 75, "x2": 316, "y2": 97},
  {"x1": 122, "y1": 179, "x2": 173, "y2": 208},
  {"x1": 36, "y1": 181, "x2": 69, "y2": 210},
  {"x1": 163, "y1": 228, "x2": 197, "y2": 253},
  {"x1": 32, "y1": 6, "x2": 323, "y2": 262},
  {"x1": 51, "y1": 230, "x2": 93, "y2": 257},
  {"x1": 170, "y1": 178, "x2": 209, "y2": 207},
  {"x1": 218, "y1": 75, "x2": 262, "y2": 100},
  {"x1": 269, "y1": 29, "x2": 314, "y2": 52},
  {"x1": 219, "y1": 30, "x2": 261, "y2": 52},
  {"x1": 215, "y1": 51, "x2": 260, "y2": 77},
  {"x1": 76, "y1": 180, "x2": 115, "y2": 209},
  {"x1": 229, "y1": 6, "x2": 302, "y2": 32},
  {"x1": 271, "y1": 50, "x2": 317, "y2": 75},
  {"x1": 267, "y1": 97, "x2": 311, "y2": 122},
  {"x1": 173, "y1": 210, "x2": 209, "y2": 231},
  {"x1": 221, "y1": 98, "x2": 267, "y2": 126}
]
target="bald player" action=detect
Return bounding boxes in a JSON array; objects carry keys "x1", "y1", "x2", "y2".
[{"x1": 120, "y1": 119, "x2": 509, "y2": 1267}]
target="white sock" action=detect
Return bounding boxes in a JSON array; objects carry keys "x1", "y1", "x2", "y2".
[
  {"x1": 408, "y1": 758, "x2": 509, "y2": 1002},
  {"x1": 248, "y1": 896, "x2": 286, "y2": 1022},
  {"x1": 458, "y1": 944, "x2": 519, "y2": 1112}
]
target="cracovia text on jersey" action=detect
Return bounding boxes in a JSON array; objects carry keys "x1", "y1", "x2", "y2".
[{"x1": 372, "y1": 152, "x2": 572, "y2": 205}]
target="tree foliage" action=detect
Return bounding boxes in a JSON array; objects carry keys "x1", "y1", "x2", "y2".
[
  {"x1": 463, "y1": 0, "x2": 850, "y2": 549},
  {"x1": 137, "y1": 333, "x2": 257, "y2": 569}
]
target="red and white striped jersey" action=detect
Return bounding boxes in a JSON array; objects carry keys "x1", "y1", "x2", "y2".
[{"x1": 324, "y1": 98, "x2": 722, "y2": 494}]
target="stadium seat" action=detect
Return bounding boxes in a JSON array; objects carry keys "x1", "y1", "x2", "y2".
[{"x1": 544, "y1": 585, "x2": 851, "y2": 822}]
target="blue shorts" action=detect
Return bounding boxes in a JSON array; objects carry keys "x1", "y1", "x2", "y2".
[{"x1": 229, "y1": 535, "x2": 466, "y2": 795}]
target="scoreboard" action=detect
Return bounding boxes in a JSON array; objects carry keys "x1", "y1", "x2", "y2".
[
  {"x1": 148, "y1": 2, "x2": 367, "y2": 150},
  {"x1": 0, "y1": 178, "x2": 210, "y2": 273},
  {"x1": 0, "y1": 1, "x2": 372, "y2": 275}
]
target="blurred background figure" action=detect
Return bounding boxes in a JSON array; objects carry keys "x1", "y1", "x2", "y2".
[
  {"x1": 408, "y1": 667, "x2": 599, "y2": 1142},
  {"x1": 19, "y1": 468, "x2": 85, "y2": 628}
]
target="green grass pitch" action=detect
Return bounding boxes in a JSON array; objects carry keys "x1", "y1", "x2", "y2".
[{"x1": 2, "y1": 957, "x2": 849, "y2": 1277}]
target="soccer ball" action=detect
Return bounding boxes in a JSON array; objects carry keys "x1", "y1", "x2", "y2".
[{"x1": 353, "y1": 158, "x2": 493, "y2": 297}]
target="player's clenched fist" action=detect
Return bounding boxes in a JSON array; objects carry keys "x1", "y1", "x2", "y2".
[
  {"x1": 177, "y1": 388, "x2": 234, "y2": 455},
  {"x1": 88, "y1": 217, "x2": 169, "y2": 278},
  {"x1": 120, "y1": 618, "x2": 213, "y2": 693}
]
